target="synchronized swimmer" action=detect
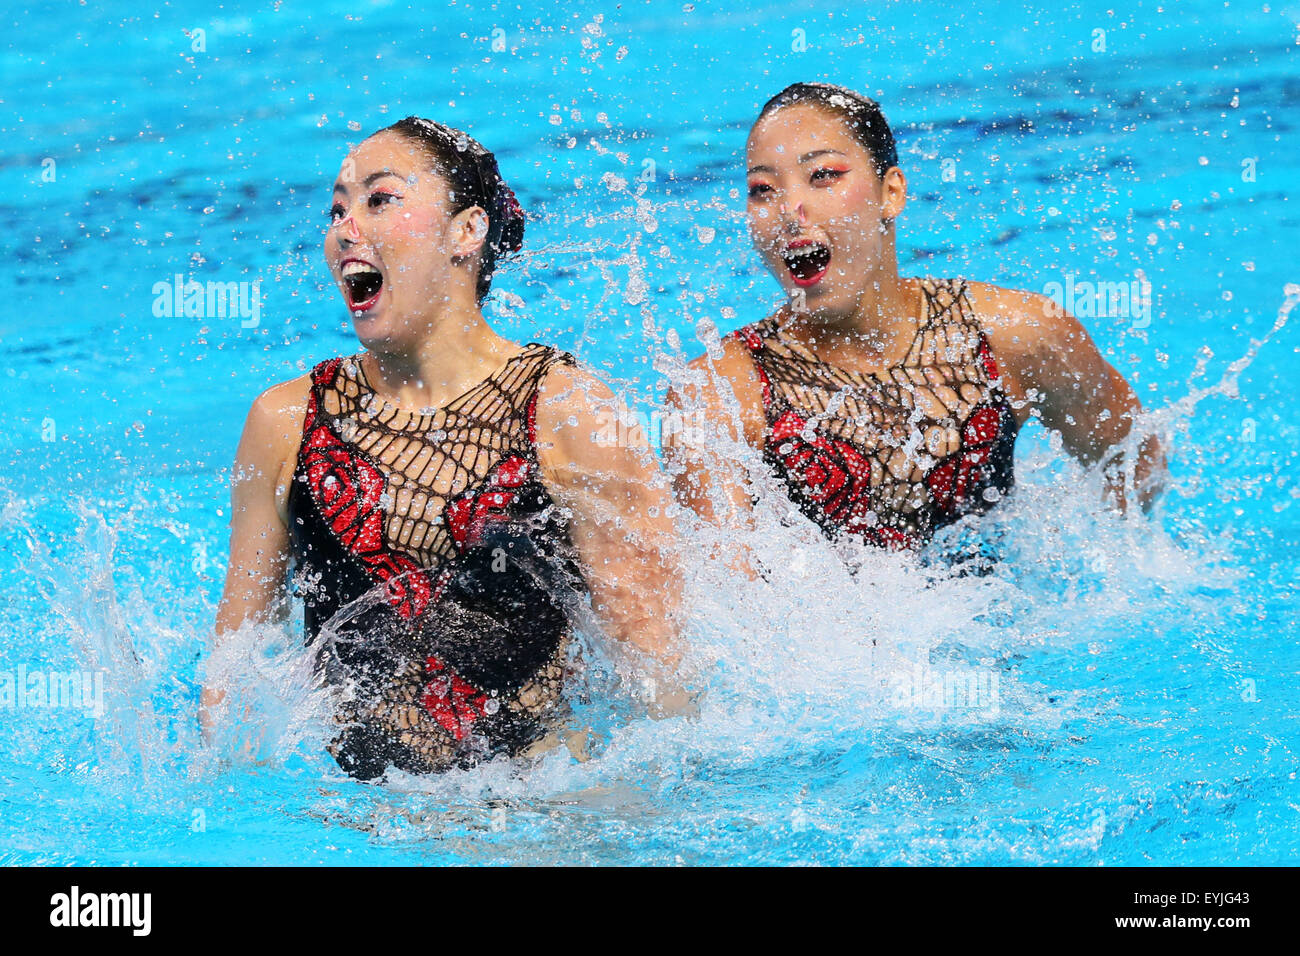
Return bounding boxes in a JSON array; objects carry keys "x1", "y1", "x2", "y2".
[
  {"x1": 201, "y1": 116, "x2": 684, "y2": 779},
  {"x1": 665, "y1": 82, "x2": 1166, "y2": 565}
]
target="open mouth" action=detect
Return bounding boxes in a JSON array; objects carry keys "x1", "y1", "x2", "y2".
[
  {"x1": 341, "y1": 259, "x2": 384, "y2": 311},
  {"x1": 782, "y1": 241, "x2": 831, "y2": 287}
]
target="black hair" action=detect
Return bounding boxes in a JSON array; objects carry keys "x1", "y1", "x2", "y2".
[
  {"x1": 755, "y1": 82, "x2": 899, "y2": 177},
  {"x1": 381, "y1": 116, "x2": 525, "y2": 303}
]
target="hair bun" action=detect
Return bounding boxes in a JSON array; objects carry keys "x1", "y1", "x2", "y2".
[
  {"x1": 381, "y1": 115, "x2": 524, "y2": 301},
  {"x1": 492, "y1": 182, "x2": 526, "y2": 256}
]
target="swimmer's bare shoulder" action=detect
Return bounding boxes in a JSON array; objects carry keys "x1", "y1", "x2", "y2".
[
  {"x1": 239, "y1": 372, "x2": 314, "y2": 526},
  {"x1": 222, "y1": 371, "x2": 311, "y2": 616},
  {"x1": 963, "y1": 279, "x2": 1127, "y2": 427},
  {"x1": 961, "y1": 280, "x2": 1062, "y2": 422},
  {"x1": 963, "y1": 279, "x2": 1163, "y2": 496}
]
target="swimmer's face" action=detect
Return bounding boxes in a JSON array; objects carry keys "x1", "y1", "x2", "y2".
[
  {"x1": 745, "y1": 105, "x2": 906, "y2": 314},
  {"x1": 325, "y1": 131, "x2": 488, "y2": 344}
]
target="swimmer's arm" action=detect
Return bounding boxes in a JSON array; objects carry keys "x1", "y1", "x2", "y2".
[
  {"x1": 200, "y1": 390, "x2": 295, "y2": 743},
  {"x1": 986, "y1": 288, "x2": 1168, "y2": 514},
  {"x1": 534, "y1": 363, "x2": 689, "y2": 684},
  {"x1": 661, "y1": 341, "x2": 767, "y2": 580}
]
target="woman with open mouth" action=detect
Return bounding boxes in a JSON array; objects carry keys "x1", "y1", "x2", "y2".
[
  {"x1": 200, "y1": 117, "x2": 687, "y2": 779},
  {"x1": 665, "y1": 82, "x2": 1167, "y2": 562}
]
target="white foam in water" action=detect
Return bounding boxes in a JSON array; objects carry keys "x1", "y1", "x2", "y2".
[{"x1": 197, "y1": 615, "x2": 339, "y2": 775}]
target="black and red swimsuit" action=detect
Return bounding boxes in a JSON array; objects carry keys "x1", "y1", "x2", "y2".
[
  {"x1": 286, "y1": 344, "x2": 586, "y2": 779},
  {"x1": 733, "y1": 277, "x2": 1018, "y2": 551}
]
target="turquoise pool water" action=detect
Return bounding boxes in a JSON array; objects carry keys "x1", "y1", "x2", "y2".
[{"x1": 2, "y1": 0, "x2": 1297, "y2": 864}]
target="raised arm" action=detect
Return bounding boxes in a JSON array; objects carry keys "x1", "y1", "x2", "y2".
[
  {"x1": 533, "y1": 361, "x2": 687, "y2": 682},
  {"x1": 199, "y1": 381, "x2": 305, "y2": 741},
  {"x1": 969, "y1": 282, "x2": 1168, "y2": 513}
]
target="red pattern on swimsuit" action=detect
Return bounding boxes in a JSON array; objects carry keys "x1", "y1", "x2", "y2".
[
  {"x1": 769, "y1": 408, "x2": 924, "y2": 550},
  {"x1": 300, "y1": 414, "x2": 435, "y2": 621},
  {"x1": 444, "y1": 453, "x2": 533, "y2": 552},
  {"x1": 925, "y1": 403, "x2": 1003, "y2": 517},
  {"x1": 421, "y1": 655, "x2": 490, "y2": 740},
  {"x1": 733, "y1": 278, "x2": 1017, "y2": 549}
]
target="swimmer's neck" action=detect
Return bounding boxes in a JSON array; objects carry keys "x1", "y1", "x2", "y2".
[
  {"x1": 783, "y1": 264, "x2": 918, "y2": 360},
  {"x1": 360, "y1": 301, "x2": 518, "y2": 408}
]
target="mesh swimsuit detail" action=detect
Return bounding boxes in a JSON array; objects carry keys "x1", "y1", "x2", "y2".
[
  {"x1": 286, "y1": 344, "x2": 586, "y2": 779},
  {"x1": 732, "y1": 277, "x2": 1018, "y2": 550}
]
